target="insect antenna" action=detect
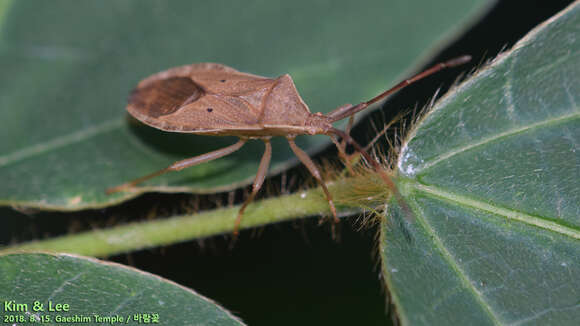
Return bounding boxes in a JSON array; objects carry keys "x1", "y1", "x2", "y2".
[{"x1": 326, "y1": 55, "x2": 471, "y2": 122}]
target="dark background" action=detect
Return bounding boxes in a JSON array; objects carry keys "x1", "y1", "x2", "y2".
[{"x1": 2, "y1": 1, "x2": 575, "y2": 325}]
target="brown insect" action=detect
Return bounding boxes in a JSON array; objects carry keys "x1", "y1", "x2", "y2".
[{"x1": 107, "y1": 56, "x2": 471, "y2": 235}]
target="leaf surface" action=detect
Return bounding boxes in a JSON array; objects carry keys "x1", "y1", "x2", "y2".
[
  {"x1": 0, "y1": 0, "x2": 490, "y2": 209},
  {"x1": 0, "y1": 253, "x2": 243, "y2": 325},
  {"x1": 382, "y1": 2, "x2": 580, "y2": 324}
]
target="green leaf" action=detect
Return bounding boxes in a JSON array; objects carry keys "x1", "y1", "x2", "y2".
[
  {"x1": 382, "y1": 2, "x2": 580, "y2": 325},
  {"x1": 0, "y1": 253, "x2": 243, "y2": 325},
  {"x1": 0, "y1": 0, "x2": 490, "y2": 210}
]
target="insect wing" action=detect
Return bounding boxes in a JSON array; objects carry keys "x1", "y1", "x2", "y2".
[{"x1": 127, "y1": 63, "x2": 277, "y2": 133}]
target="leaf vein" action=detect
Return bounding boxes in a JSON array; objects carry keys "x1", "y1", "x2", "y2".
[
  {"x1": 409, "y1": 199, "x2": 502, "y2": 324},
  {"x1": 0, "y1": 118, "x2": 123, "y2": 168},
  {"x1": 418, "y1": 110, "x2": 580, "y2": 172},
  {"x1": 413, "y1": 183, "x2": 580, "y2": 239},
  {"x1": 46, "y1": 272, "x2": 84, "y2": 302}
]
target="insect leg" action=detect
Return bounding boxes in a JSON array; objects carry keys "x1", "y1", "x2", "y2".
[
  {"x1": 233, "y1": 138, "x2": 272, "y2": 236},
  {"x1": 335, "y1": 114, "x2": 356, "y2": 173},
  {"x1": 329, "y1": 127, "x2": 414, "y2": 222},
  {"x1": 287, "y1": 137, "x2": 338, "y2": 222},
  {"x1": 345, "y1": 115, "x2": 355, "y2": 141},
  {"x1": 106, "y1": 139, "x2": 247, "y2": 194},
  {"x1": 345, "y1": 111, "x2": 405, "y2": 170},
  {"x1": 328, "y1": 103, "x2": 354, "y2": 159},
  {"x1": 330, "y1": 135, "x2": 354, "y2": 175}
]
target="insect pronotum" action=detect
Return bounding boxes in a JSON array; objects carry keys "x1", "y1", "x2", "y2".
[{"x1": 107, "y1": 56, "x2": 471, "y2": 235}]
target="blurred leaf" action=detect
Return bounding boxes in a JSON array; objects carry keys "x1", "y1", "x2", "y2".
[
  {"x1": 382, "y1": 2, "x2": 580, "y2": 325},
  {"x1": 0, "y1": 0, "x2": 489, "y2": 209},
  {"x1": 0, "y1": 253, "x2": 244, "y2": 325}
]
